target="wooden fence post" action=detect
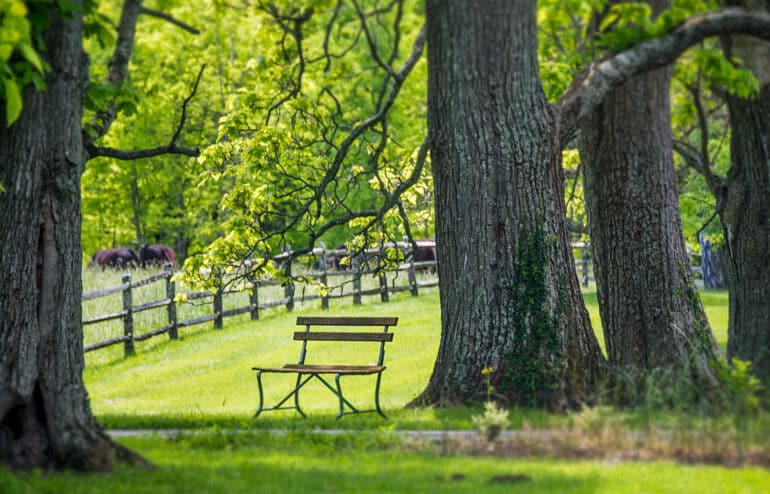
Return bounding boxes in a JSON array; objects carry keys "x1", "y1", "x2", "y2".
[
  {"x1": 318, "y1": 242, "x2": 329, "y2": 310},
  {"x1": 408, "y1": 261, "x2": 419, "y2": 297},
  {"x1": 352, "y1": 254, "x2": 362, "y2": 305},
  {"x1": 214, "y1": 283, "x2": 224, "y2": 329},
  {"x1": 404, "y1": 237, "x2": 418, "y2": 296},
  {"x1": 283, "y1": 245, "x2": 294, "y2": 312},
  {"x1": 246, "y1": 260, "x2": 259, "y2": 320},
  {"x1": 165, "y1": 263, "x2": 178, "y2": 340},
  {"x1": 122, "y1": 273, "x2": 135, "y2": 356},
  {"x1": 378, "y1": 257, "x2": 389, "y2": 303},
  {"x1": 581, "y1": 244, "x2": 590, "y2": 287}
]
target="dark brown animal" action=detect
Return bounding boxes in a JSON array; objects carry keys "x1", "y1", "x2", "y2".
[
  {"x1": 413, "y1": 240, "x2": 436, "y2": 263},
  {"x1": 325, "y1": 243, "x2": 349, "y2": 271},
  {"x1": 409, "y1": 239, "x2": 436, "y2": 272},
  {"x1": 89, "y1": 248, "x2": 140, "y2": 269},
  {"x1": 138, "y1": 243, "x2": 177, "y2": 268}
]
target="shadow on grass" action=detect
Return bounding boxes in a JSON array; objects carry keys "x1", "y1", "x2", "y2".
[
  {"x1": 97, "y1": 406, "x2": 562, "y2": 432},
  {"x1": 3, "y1": 433, "x2": 601, "y2": 494}
]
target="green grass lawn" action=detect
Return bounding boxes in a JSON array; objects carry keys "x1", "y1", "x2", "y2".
[
  {"x1": 4, "y1": 432, "x2": 769, "y2": 494},
  {"x1": 83, "y1": 285, "x2": 732, "y2": 426},
  {"x1": 4, "y1": 284, "x2": 767, "y2": 493}
]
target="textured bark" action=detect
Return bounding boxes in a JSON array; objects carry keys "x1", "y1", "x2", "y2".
[
  {"x1": 417, "y1": 0, "x2": 605, "y2": 409},
  {"x1": 578, "y1": 1, "x2": 720, "y2": 392},
  {"x1": 0, "y1": 6, "x2": 146, "y2": 471},
  {"x1": 721, "y1": 0, "x2": 770, "y2": 387}
]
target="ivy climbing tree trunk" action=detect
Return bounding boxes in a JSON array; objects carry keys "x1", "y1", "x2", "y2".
[
  {"x1": 720, "y1": 2, "x2": 770, "y2": 387},
  {"x1": 416, "y1": 0, "x2": 606, "y2": 409},
  {"x1": 0, "y1": 4, "x2": 148, "y2": 472},
  {"x1": 578, "y1": 0, "x2": 720, "y2": 395}
]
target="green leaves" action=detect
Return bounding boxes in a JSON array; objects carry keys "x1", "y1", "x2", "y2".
[
  {"x1": 2, "y1": 76, "x2": 20, "y2": 124},
  {"x1": 184, "y1": 0, "x2": 430, "y2": 281},
  {"x1": 83, "y1": 9, "x2": 115, "y2": 48},
  {"x1": 694, "y1": 48, "x2": 760, "y2": 98},
  {"x1": 0, "y1": 0, "x2": 48, "y2": 126}
]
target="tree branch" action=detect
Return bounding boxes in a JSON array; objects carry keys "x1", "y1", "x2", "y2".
[
  {"x1": 684, "y1": 76, "x2": 725, "y2": 199},
  {"x1": 88, "y1": 144, "x2": 200, "y2": 161},
  {"x1": 268, "y1": 25, "x2": 426, "y2": 240},
  {"x1": 171, "y1": 64, "x2": 206, "y2": 145},
  {"x1": 673, "y1": 139, "x2": 727, "y2": 212},
  {"x1": 140, "y1": 7, "x2": 200, "y2": 34},
  {"x1": 557, "y1": 8, "x2": 770, "y2": 145},
  {"x1": 87, "y1": 65, "x2": 205, "y2": 162},
  {"x1": 87, "y1": 0, "x2": 143, "y2": 142}
]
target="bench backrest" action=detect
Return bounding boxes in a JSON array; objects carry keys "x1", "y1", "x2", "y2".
[{"x1": 294, "y1": 317, "x2": 397, "y2": 366}]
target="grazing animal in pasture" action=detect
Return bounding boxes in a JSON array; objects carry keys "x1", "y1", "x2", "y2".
[
  {"x1": 89, "y1": 248, "x2": 140, "y2": 269},
  {"x1": 138, "y1": 243, "x2": 177, "y2": 268},
  {"x1": 409, "y1": 239, "x2": 436, "y2": 272},
  {"x1": 325, "y1": 243, "x2": 350, "y2": 271}
]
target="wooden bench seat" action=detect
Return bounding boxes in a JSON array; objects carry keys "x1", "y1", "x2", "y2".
[
  {"x1": 251, "y1": 316, "x2": 397, "y2": 419},
  {"x1": 257, "y1": 364, "x2": 387, "y2": 374}
]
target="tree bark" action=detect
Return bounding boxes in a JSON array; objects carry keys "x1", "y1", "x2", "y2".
[
  {"x1": 0, "y1": 6, "x2": 144, "y2": 471},
  {"x1": 721, "y1": 1, "x2": 770, "y2": 387},
  {"x1": 416, "y1": 0, "x2": 605, "y2": 409},
  {"x1": 578, "y1": 1, "x2": 720, "y2": 396}
]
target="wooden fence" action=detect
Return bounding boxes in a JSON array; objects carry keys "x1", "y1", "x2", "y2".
[
  {"x1": 82, "y1": 242, "x2": 439, "y2": 357},
  {"x1": 82, "y1": 240, "x2": 706, "y2": 358}
]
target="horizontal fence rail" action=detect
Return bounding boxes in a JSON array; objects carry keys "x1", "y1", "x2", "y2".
[
  {"x1": 81, "y1": 242, "x2": 440, "y2": 357},
  {"x1": 81, "y1": 241, "x2": 704, "y2": 358}
]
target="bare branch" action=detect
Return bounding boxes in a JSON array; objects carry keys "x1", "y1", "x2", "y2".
[
  {"x1": 140, "y1": 7, "x2": 200, "y2": 34},
  {"x1": 171, "y1": 64, "x2": 206, "y2": 145},
  {"x1": 697, "y1": 210, "x2": 719, "y2": 237},
  {"x1": 89, "y1": 144, "x2": 200, "y2": 160},
  {"x1": 87, "y1": 65, "x2": 205, "y2": 162},
  {"x1": 87, "y1": 0, "x2": 142, "y2": 141},
  {"x1": 673, "y1": 139, "x2": 728, "y2": 212},
  {"x1": 84, "y1": 0, "x2": 200, "y2": 148},
  {"x1": 262, "y1": 25, "x2": 426, "y2": 242},
  {"x1": 351, "y1": 0, "x2": 398, "y2": 79},
  {"x1": 258, "y1": 2, "x2": 314, "y2": 124},
  {"x1": 321, "y1": 0, "x2": 343, "y2": 73},
  {"x1": 684, "y1": 75, "x2": 725, "y2": 199},
  {"x1": 557, "y1": 8, "x2": 770, "y2": 145}
]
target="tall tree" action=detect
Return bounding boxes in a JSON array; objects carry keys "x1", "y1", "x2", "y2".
[
  {"x1": 416, "y1": 2, "x2": 770, "y2": 407},
  {"x1": 720, "y1": 0, "x2": 770, "y2": 387},
  {"x1": 0, "y1": 0, "x2": 199, "y2": 471},
  {"x1": 0, "y1": 3, "x2": 115, "y2": 471},
  {"x1": 419, "y1": 0, "x2": 605, "y2": 408},
  {"x1": 578, "y1": 0, "x2": 720, "y2": 400}
]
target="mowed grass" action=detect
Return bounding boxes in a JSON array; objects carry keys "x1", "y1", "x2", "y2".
[
  {"x1": 86, "y1": 288, "x2": 451, "y2": 428},
  {"x1": 83, "y1": 281, "x2": 732, "y2": 428},
  {"x1": 6, "y1": 282, "x2": 766, "y2": 493},
  {"x1": 4, "y1": 433, "x2": 769, "y2": 494}
]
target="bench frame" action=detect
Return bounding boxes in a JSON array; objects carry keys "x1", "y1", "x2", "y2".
[{"x1": 251, "y1": 316, "x2": 397, "y2": 419}]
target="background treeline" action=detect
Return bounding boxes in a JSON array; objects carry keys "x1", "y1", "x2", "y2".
[{"x1": 80, "y1": 0, "x2": 739, "y2": 266}]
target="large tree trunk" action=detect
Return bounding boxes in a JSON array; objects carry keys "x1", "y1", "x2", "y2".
[
  {"x1": 721, "y1": 6, "x2": 770, "y2": 387},
  {"x1": 0, "y1": 6, "x2": 136, "y2": 471},
  {"x1": 417, "y1": 0, "x2": 605, "y2": 409},
  {"x1": 578, "y1": 1, "x2": 720, "y2": 394}
]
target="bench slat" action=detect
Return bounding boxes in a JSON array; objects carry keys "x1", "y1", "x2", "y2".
[
  {"x1": 293, "y1": 332, "x2": 394, "y2": 342},
  {"x1": 251, "y1": 364, "x2": 386, "y2": 375},
  {"x1": 295, "y1": 316, "x2": 398, "y2": 327}
]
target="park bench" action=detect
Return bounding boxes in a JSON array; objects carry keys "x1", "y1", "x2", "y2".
[{"x1": 251, "y1": 316, "x2": 397, "y2": 419}]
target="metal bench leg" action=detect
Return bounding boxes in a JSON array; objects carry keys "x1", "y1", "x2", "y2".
[
  {"x1": 254, "y1": 372, "x2": 311, "y2": 419},
  {"x1": 254, "y1": 370, "x2": 265, "y2": 418},
  {"x1": 374, "y1": 371, "x2": 387, "y2": 419},
  {"x1": 335, "y1": 374, "x2": 345, "y2": 420},
  {"x1": 293, "y1": 373, "x2": 307, "y2": 418}
]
